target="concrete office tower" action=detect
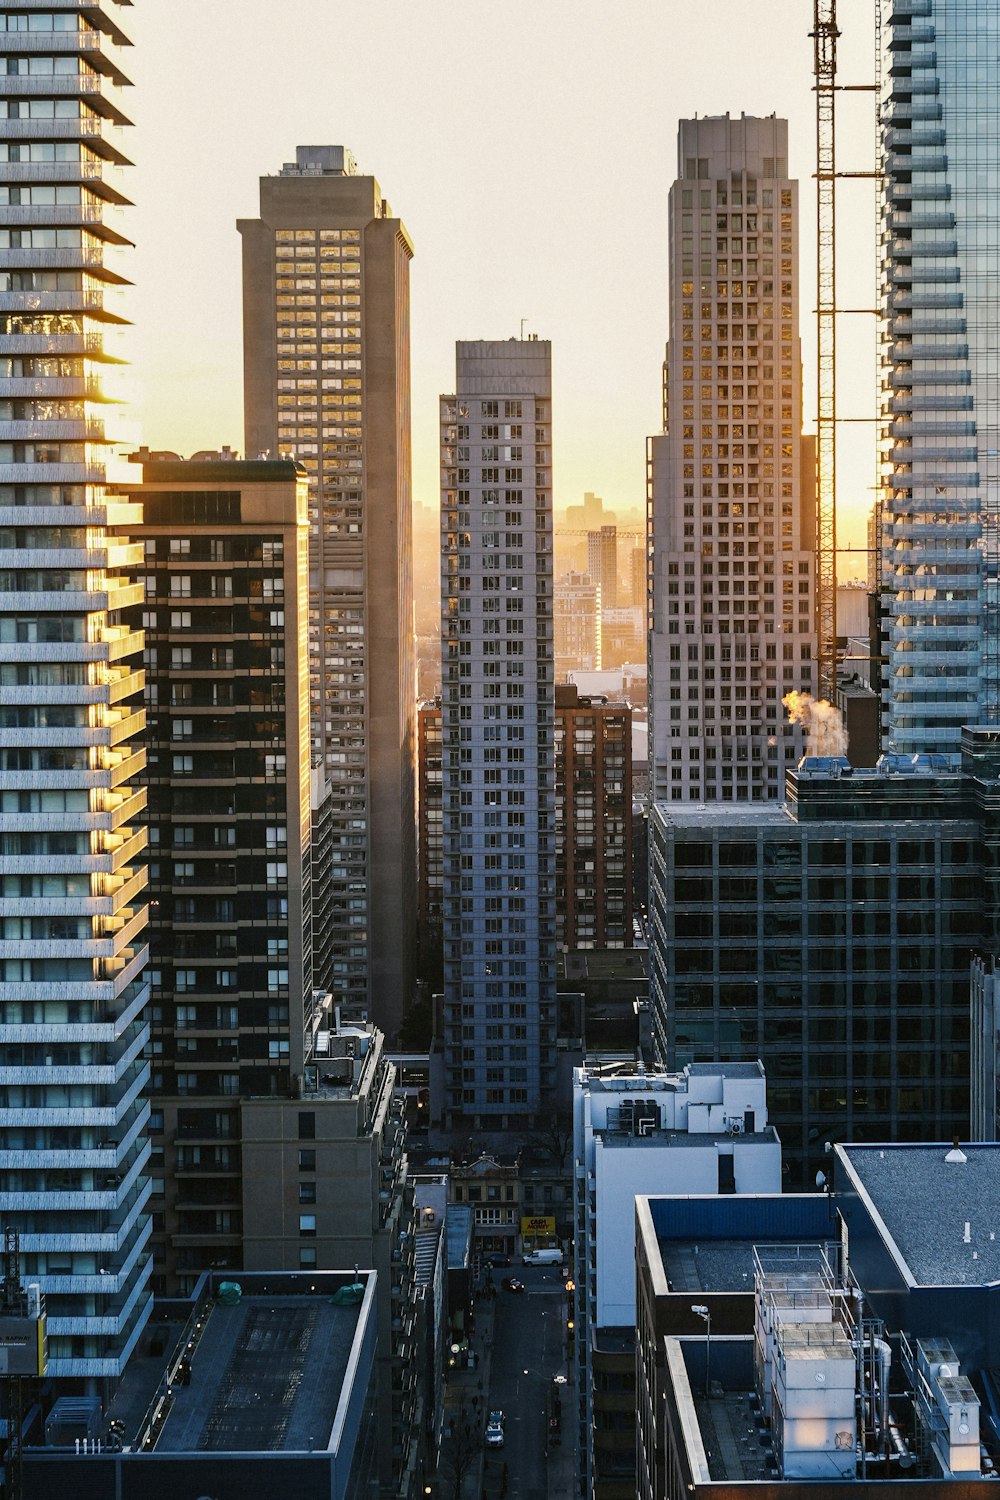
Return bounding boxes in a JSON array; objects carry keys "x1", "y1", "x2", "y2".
[
  {"x1": 649, "y1": 116, "x2": 817, "y2": 803},
  {"x1": 239, "y1": 146, "x2": 416, "y2": 1039},
  {"x1": 588, "y1": 524, "x2": 618, "y2": 608},
  {"x1": 439, "y1": 339, "x2": 557, "y2": 1123},
  {"x1": 117, "y1": 456, "x2": 312, "y2": 1297},
  {"x1": 0, "y1": 2, "x2": 151, "y2": 1380},
  {"x1": 880, "y1": 7, "x2": 993, "y2": 754},
  {"x1": 554, "y1": 568, "x2": 601, "y2": 677}
]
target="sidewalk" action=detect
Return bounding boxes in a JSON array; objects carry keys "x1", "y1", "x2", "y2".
[{"x1": 440, "y1": 1289, "x2": 496, "y2": 1500}]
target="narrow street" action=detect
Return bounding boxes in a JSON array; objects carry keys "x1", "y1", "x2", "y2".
[{"x1": 481, "y1": 1264, "x2": 574, "y2": 1500}]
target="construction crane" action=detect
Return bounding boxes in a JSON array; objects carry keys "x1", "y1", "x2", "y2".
[
  {"x1": 812, "y1": 0, "x2": 881, "y2": 705},
  {"x1": 813, "y1": 0, "x2": 839, "y2": 704}
]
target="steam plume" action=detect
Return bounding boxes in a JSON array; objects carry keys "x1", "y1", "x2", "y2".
[{"x1": 782, "y1": 691, "x2": 849, "y2": 757}]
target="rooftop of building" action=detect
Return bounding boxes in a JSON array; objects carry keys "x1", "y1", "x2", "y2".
[
  {"x1": 105, "y1": 1273, "x2": 372, "y2": 1455},
  {"x1": 280, "y1": 145, "x2": 357, "y2": 177},
  {"x1": 128, "y1": 448, "x2": 306, "y2": 484},
  {"x1": 578, "y1": 1059, "x2": 764, "y2": 1091},
  {"x1": 597, "y1": 1125, "x2": 780, "y2": 1151},
  {"x1": 838, "y1": 1143, "x2": 1000, "y2": 1287},
  {"x1": 156, "y1": 1294, "x2": 362, "y2": 1453},
  {"x1": 660, "y1": 1238, "x2": 836, "y2": 1295}
]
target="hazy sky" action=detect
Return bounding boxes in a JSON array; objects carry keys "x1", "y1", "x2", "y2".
[{"x1": 125, "y1": 1, "x2": 880, "y2": 565}]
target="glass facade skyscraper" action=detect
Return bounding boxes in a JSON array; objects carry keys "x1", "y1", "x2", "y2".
[
  {"x1": 882, "y1": 0, "x2": 998, "y2": 752},
  {"x1": 0, "y1": 1, "x2": 152, "y2": 1377}
]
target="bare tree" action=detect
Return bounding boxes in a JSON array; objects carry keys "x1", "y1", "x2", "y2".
[{"x1": 439, "y1": 1406, "x2": 478, "y2": 1500}]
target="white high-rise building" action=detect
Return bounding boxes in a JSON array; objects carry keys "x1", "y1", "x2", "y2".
[
  {"x1": 572, "y1": 1060, "x2": 781, "y2": 1499},
  {"x1": 438, "y1": 339, "x2": 557, "y2": 1123},
  {"x1": 0, "y1": 1, "x2": 152, "y2": 1377},
  {"x1": 649, "y1": 115, "x2": 817, "y2": 803}
]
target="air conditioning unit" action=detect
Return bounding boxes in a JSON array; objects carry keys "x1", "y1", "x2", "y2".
[{"x1": 728, "y1": 1119, "x2": 744, "y2": 1136}]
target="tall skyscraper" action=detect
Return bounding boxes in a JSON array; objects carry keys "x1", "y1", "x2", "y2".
[
  {"x1": 239, "y1": 146, "x2": 416, "y2": 1038},
  {"x1": 439, "y1": 339, "x2": 557, "y2": 1124},
  {"x1": 587, "y1": 523, "x2": 618, "y2": 608},
  {"x1": 880, "y1": 6, "x2": 991, "y2": 755},
  {"x1": 649, "y1": 115, "x2": 817, "y2": 803},
  {"x1": 0, "y1": 2, "x2": 152, "y2": 1377},
  {"x1": 118, "y1": 455, "x2": 313, "y2": 1297}
]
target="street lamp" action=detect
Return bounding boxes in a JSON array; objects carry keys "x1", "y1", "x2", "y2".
[{"x1": 691, "y1": 1303, "x2": 711, "y2": 1397}]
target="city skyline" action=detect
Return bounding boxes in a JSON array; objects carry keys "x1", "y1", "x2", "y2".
[{"x1": 124, "y1": 1, "x2": 880, "y2": 567}]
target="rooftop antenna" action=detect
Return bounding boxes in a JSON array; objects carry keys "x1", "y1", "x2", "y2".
[{"x1": 520, "y1": 317, "x2": 529, "y2": 340}]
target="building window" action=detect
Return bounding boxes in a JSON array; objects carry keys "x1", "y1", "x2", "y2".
[
  {"x1": 299, "y1": 1215, "x2": 317, "y2": 1237},
  {"x1": 299, "y1": 1247, "x2": 318, "y2": 1269},
  {"x1": 298, "y1": 1149, "x2": 316, "y2": 1171},
  {"x1": 298, "y1": 1111, "x2": 315, "y2": 1140}
]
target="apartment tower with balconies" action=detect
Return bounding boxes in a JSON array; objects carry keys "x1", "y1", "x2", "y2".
[
  {"x1": 880, "y1": 2, "x2": 997, "y2": 754},
  {"x1": 0, "y1": 0, "x2": 152, "y2": 1381}
]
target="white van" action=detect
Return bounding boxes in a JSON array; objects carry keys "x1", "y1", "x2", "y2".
[{"x1": 522, "y1": 1248, "x2": 563, "y2": 1266}]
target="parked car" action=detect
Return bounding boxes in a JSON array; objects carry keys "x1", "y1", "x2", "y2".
[
  {"x1": 485, "y1": 1253, "x2": 512, "y2": 1267},
  {"x1": 485, "y1": 1409, "x2": 505, "y2": 1448},
  {"x1": 522, "y1": 1248, "x2": 564, "y2": 1266},
  {"x1": 501, "y1": 1276, "x2": 525, "y2": 1294}
]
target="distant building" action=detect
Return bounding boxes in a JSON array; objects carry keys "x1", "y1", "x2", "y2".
[
  {"x1": 637, "y1": 1143, "x2": 1000, "y2": 1498},
  {"x1": 588, "y1": 525, "x2": 618, "y2": 609},
  {"x1": 565, "y1": 490, "x2": 616, "y2": 531},
  {"x1": 648, "y1": 115, "x2": 817, "y2": 803},
  {"x1": 650, "y1": 740, "x2": 1000, "y2": 1185},
  {"x1": 631, "y1": 544, "x2": 647, "y2": 609},
  {"x1": 574, "y1": 1060, "x2": 781, "y2": 1500},
  {"x1": 555, "y1": 569, "x2": 602, "y2": 678},
  {"x1": 439, "y1": 339, "x2": 557, "y2": 1123},
  {"x1": 601, "y1": 605, "x2": 644, "y2": 671},
  {"x1": 239, "y1": 144, "x2": 416, "y2": 1038}
]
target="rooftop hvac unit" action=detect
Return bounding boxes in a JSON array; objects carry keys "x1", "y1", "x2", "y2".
[
  {"x1": 728, "y1": 1118, "x2": 745, "y2": 1136},
  {"x1": 618, "y1": 1099, "x2": 635, "y2": 1132},
  {"x1": 635, "y1": 1101, "x2": 659, "y2": 1136}
]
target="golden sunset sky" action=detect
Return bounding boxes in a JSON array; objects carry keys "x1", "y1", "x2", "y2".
[{"x1": 125, "y1": 0, "x2": 880, "y2": 571}]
